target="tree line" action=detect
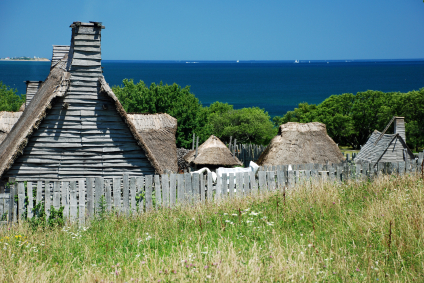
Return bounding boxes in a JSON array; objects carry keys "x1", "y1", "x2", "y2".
[{"x1": 1, "y1": 79, "x2": 423, "y2": 151}]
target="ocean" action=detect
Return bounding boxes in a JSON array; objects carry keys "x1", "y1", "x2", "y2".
[{"x1": 1, "y1": 60, "x2": 423, "y2": 117}]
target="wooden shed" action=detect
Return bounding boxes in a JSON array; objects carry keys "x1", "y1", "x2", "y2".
[
  {"x1": 0, "y1": 22, "x2": 165, "y2": 181},
  {"x1": 355, "y1": 117, "x2": 415, "y2": 164}
]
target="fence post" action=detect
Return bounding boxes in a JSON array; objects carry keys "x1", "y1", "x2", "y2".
[
  {"x1": 145, "y1": 175, "x2": 153, "y2": 211},
  {"x1": 86, "y1": 178, "x2": 94, "y2": 218},
  {"x1": 105, "y1": 179, "x2": 112, "y2": 212},
  {"x1": 123, "y1": 174, "x2": 130, "y2": 215},
  {"x1": 228, "y1": 173, "x2": 235, "y2": 199},
  {"x1": 17, "y1": 181, "x2": 24, "y2": 221},
  {"x1": 130, "y1": 177, "x2": 137, "y2": 213},
  {"x1": 207, "y1": 172, "x2": 213, "y2": 201},
  {"x1": 170, "y1": 174, "x2": 177, "y2": 208},
  {"x1": 69, "y1": 181, "x2": 77, "y2": 222},
  {"x1": 61, "y1": 181, "x2": 69, "y2": 220},
  {"x1": 161, "y1": 174, "x2": 169, "y2": 208},
  {"x1": 222, "y1": 173, "x2": 228, "y2": 199},
  {"x1": 258, "y1": 171, "x2": 267, "y2": 193},
  {"x1": 78, "y1": 179, "x2": 85, "y2": 226},
  {"x1": 177, "y1": 174, "x2": 184, "y2": 204},
  {"x1": 136, "y1": 177, "x2": 144, "y2": 212},
  {"x1": 113, "y1": 177, "x2": 121, "y2": 212},
  {"x1": 27, "y1": 181, "x2": 33, "y2": 219},
  {"x1": 200, "y1": 174, "x2": 206, "y2": 203},
  {"x1": 53, "y1": 181, "x2": 60, "y2": 210},
  {"x1": 236, "y1": 172, "x2": 243, "y2": 197},
  {"x1": 267, "y1": 171, "x2": 275, "y2": 191},
  {"x1": 243, "y1": 172, "x2": 250, "y2": 195},
  {"x1": 155, "y1": 175, "x2": 161, "y2": 209},
  {"x1": 184, "y1": 173, "x2": 192, "y2": 204},
  {"x1": 95, "y1": 177, "x2": 104, "y2": 216},
  {"x1": 215, "y1": 173, "x2": 221, "y2": 202},
  {"x1": 45, "y1": 181, "x2": 51, "y2": 219}
]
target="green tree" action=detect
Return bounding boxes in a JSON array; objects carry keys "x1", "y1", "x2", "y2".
[
  {"x1": 208, "y1": 102, "x2": 276, "y2": 145},
  {"x1": 0, "y1": 81, "x2": 25, "y2": 111},
  {"x1": 112, "y1": 79, "x2": 211, "y2": 148}
]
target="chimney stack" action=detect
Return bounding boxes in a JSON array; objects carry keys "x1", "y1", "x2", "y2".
[
  {"x1": 68, "y1": 21, "x2": 104, "y2": 74},
  {"x1": 394, "y1": 117, "x2": 406, "y2": 142},
  {"x1": 51, "y1": 45, "x2": 70, "y2": 69}
]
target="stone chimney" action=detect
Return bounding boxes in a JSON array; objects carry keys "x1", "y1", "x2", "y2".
[
  {"x1": 51, "y1": 45, "x2": 70, "y2": 69},
  {"x1": 24, "y1": 81, "x2": 43, "y2": 107},
  {"x1": 394, "y1": 117, "x2": 406, "y2": 142}
]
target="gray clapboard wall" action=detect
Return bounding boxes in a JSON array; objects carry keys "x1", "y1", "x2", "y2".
[
  {"x1": 5, "y1": 158, "x2": 422, "y2": 224},
  {"x1": 25, "y1": 81, "x2": 43, "y2": 107},
  {"x1": 4, "y1": 23, "x2": 156, "y2": 180}
]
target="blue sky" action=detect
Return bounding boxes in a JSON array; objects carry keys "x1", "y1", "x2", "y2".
[{"x1": 0, "y1": 0, "x2": 423, "y2": 60}]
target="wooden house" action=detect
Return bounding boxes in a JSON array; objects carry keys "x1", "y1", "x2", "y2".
[
  {"x1": 0, "y1": 22, "x2": 167, "y2": 182},
  {"x1": 355, "y1": 117, "x2": 415, "y2": 164}
]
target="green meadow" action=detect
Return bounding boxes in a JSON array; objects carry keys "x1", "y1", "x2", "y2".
[{"x1": 1, "y1": 173, "x2": 423, "y2": 282}]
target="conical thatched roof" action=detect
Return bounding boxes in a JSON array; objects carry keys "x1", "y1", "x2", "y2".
[
  {"x1": 257, "y1": 122, "x2": 344, "y2": 165},
  {"x1": 127, "y1": 113, "x2": 178, "y2": 173},
  {"x1": 184, "y1": 135, "x2": 242, "y2": 166}
]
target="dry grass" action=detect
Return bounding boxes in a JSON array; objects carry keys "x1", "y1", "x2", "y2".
[{"x1": 0, "y1": 173, "x2": 423, "y2": 282}]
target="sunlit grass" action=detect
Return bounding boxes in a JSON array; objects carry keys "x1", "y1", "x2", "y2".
[{"x1": 0, "y1": 173, "x2": 423, "y2": 282}]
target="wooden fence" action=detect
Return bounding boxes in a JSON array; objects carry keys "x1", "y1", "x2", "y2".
[{"x1": 1, "y1": 157, "x2": 423, "y2": 225}]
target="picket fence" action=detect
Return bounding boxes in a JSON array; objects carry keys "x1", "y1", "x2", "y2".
[{"x1": 1, "y1": 157, "x2": 423, "y2": 225}]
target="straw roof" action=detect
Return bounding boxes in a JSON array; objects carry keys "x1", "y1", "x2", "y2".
[
  {"x1": 184, "y1": 135, "x2": 242, "y2": 166},
  {"x1": 127, "y1": 113, "x2": 178, "y2": 173},
  {"x1": 0, "y1": 112, "x2": 22, "y2": 144},
  {"x1": 257, "y1": 122, "x2": 344, "y2": 165}
]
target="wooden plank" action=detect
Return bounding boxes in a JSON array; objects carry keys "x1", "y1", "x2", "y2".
[
  {"x1": 136, "y1": 177, "x2": 144, "y2": 213},
  {"x1": 288, "y1": 170, "x2": 295, "y2": 189},
  {"x1": 243, "y1": 172, "x2": 250, "y2": 195},
  {"x1": 228, "y1": 173, "x2": 235, "y2": 199},
  {"x1": 162, "y1": 174, "x2": 169, "y2": 208},
  {"x1": 123, "y1": 174, "x2": 129, "y2": 215},
  {"x1": 184, "y1": 173, "x2": 191, "y2": 204},
  {"x1": 355, "y1": 163, "x2": 361, "y2": 180},
  {"x1": 86, "y1": 177, "x2": 94, "y2": 217},
  {"x1": 105, "y1": 179, "x2": 112, "y2": 212},
  {"x1": 27, "y1": 181, "x2": 33, "y2": 219},
  {"x1": 18, "y1": 182, "x2": 25, "y2": 221},
  {"x1": 192, "y1": 173, "x2": 200, "y2": 204},
  {"x1": 45, "y1": 181, "x2": 51, "y2": 219},
  {"x1": 53, "y1": 181, "x2": 61, "y2": 210},
  {"x1": 250, "y1": 171, "x2": 257, "y2": 195},
  {"x1": 91, "y1": 180, "x2": 103, "y2": 216},
  {"x1": 145, "y1": 175, "x2": 153, "y2": 211},
  {"x1": 276, "y1": 170, "x2": 283, "y2": 192},
  {"x1": 69, "y1": 181, "x2": 77, "y2": 222},
  {"x1": 200, "y1": 174, "x2": 206, "y2": 203},
  {"x1": 36, "y1": 180, "x2": 43, "y2": 204},
  {"x1": 170, "y1": 174, "x2": 176, "y2": 207},
  {"x1": 236, "y1": 172, "x2": 243, "y2": 197},
  {"x1": 130, "y1": 177, "x2": 136, "y2": 213},
  {"x1": 207, "y1": 172, "x2": 213, "y2": 201},
  {"x1": 222, "y1": 173, "x2": 228, "y2": 199},
  {"x1": 216, "y1": 173, "x2": 221, "y2": 202},
  {"x1": 267, "y1": 171, "x2": 275, "y2": 191},
  {"x1": 113, "y1": 177, "x2": 121, "y2": 212},
  {"x1": 155, "y1": 175, "x2": 162, "y2": 208},
  {"x1": 337, "y1": 165, "x2": 343, "y2": 183},
  {"x1": 258, "y1": 171, "x2": 266, "y2": 193},
  {"x1": 61, "y1": 181, "x2": 69, "y2": 219},
  {"x1": 78, "y1": 179, "x2": 85, "y2": 226},
  {"x1": 177, "y1": 174, "x2": 184, "y2": 204}
]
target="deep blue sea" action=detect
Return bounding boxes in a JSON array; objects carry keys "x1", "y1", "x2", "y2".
[{"x1": 1, "y1": 60, "x2": 423, "y2": 117}]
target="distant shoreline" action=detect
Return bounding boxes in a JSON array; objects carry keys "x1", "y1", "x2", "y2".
[{"x1": 0, "y1": 59, "x2": 50, "y2": 62}]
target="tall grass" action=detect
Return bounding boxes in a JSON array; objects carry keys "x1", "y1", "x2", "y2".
[{"x1": 0, "y1": 173, "x2": 423, "y2": 282}]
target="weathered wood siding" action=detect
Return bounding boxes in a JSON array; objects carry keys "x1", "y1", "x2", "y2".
[
  {"x1": 4, "y1": 24, "x2": 156, "y2": 180},
  {"x1": 51, "y1": 45, "x2": 70, "y2": 68},
  {"x1": 394, "y1": 117, "x2": 406, "y2": 143},
  {"x1": 25, "y1": 81, "x2": 43, "y2": 107}
]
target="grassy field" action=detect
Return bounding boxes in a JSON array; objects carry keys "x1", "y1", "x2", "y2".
[{"x1": 1, "y1": 173, "x2": 423, "y2": 282}]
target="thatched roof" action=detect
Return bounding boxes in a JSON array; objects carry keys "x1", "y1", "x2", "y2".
[
  {"x1": 184, "y1": 135, "x2": 242, "y2": 166},
  {"x1": 127, "y1": 113, "x2": 178, "y2": 173},
  {"x1": 0, "y1": 112, "x2": 22, "y2": 144},
  {"x1": 257, "y1": 122, "x2": 345, "y2": 165}
]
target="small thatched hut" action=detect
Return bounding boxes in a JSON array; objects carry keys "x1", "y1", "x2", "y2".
[
  {"x1": 184, "y1": 135, "x2": 242, "y2": 169},
  {"x1": 0, "y1": 112, "x2": 22, "y2": 145},
  {"x1": 127, "y1": 113, "x2": 178, "y2": 173},
  {"x1": 355, "y1": 117, "x2": 414, "y2": 164},
  {"x1": 257, "y1": 122, "x2": 344, "y2": 166}
]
